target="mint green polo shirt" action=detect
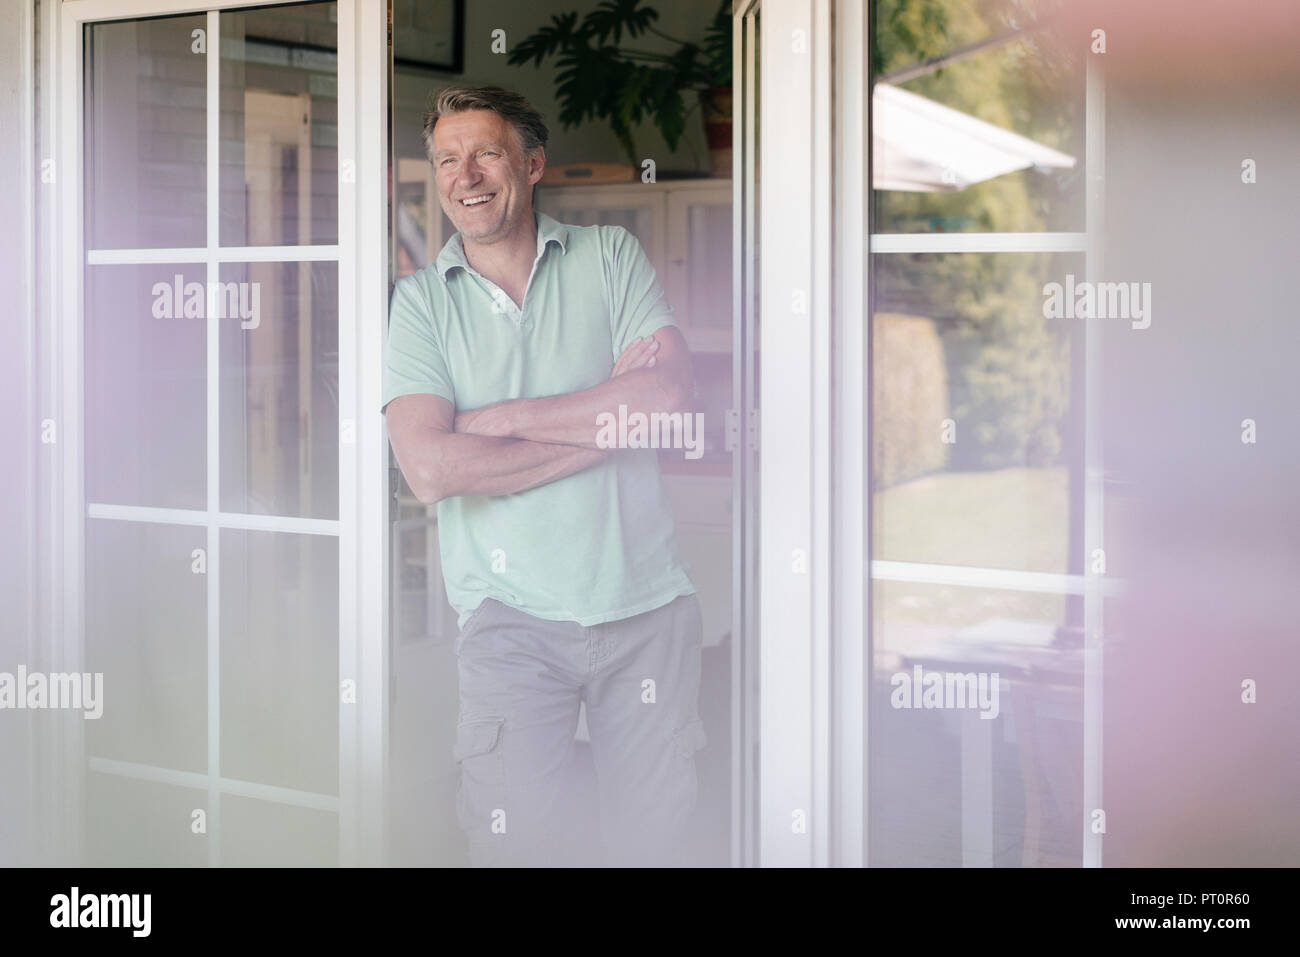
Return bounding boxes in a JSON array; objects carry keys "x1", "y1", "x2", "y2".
[{"x1": 382, "y1": 210, "x2": 696, "y2": 627}]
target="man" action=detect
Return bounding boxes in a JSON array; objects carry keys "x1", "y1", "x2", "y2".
[{"x1": 382, "y1": 86, "x2": 704, "y2": 867}]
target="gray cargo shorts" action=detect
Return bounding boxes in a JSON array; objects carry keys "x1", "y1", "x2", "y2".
[{"x1": 452, "y1": 592, "x2": 705, "y2": 868}]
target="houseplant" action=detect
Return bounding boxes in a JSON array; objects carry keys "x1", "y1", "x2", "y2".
[{"x1": 508, "y1": 0, "x2": 732, "y2": 175}]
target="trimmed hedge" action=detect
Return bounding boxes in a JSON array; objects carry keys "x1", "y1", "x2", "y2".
[{"x1": 872, "y1": 313, "x2": 950, "y2": 490}]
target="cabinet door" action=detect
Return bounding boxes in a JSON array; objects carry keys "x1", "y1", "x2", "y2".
[
  {"x1": 535, "y1": 187, "x2": 666, "y2": 274},
  {"x1": 666, "y1": 185, "x2": 734, "y2": 353}
]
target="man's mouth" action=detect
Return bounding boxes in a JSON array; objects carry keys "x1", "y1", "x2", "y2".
[{"x1": 460, "y1": 193, "x2": 496, "y2": 208}]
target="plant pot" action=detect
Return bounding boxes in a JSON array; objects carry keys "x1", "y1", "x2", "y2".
[{"x1": 700, "y1": 85, "x2": 733, "y2": 178}]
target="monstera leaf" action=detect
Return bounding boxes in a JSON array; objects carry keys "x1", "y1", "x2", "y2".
[{"x1": 508, "y1": 0, "x2": 732, "y2": 167}]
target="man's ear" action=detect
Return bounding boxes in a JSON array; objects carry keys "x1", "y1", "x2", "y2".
[{"x1": 527, "y1": 146, "x2": 546, "y2": 185}]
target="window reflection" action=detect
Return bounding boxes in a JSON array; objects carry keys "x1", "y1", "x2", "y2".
[{"x1": 871, "y1": 0, "x2": 1083, "y2": 233}]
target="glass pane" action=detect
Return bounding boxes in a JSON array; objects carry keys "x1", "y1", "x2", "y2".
[
  {"x1": 686, "y1": 203, "x2": 732, "y2": 328},
  {"x1": 220, "y1": 795, "x2": 337, "y2": 866},
  {"x1": 85, "y1": 264, "x2": 206, "y2": 510},
  {"x1": 870, "y1": 0, "x2": 1084, "y2": 233},
  {"x1": 393, "y1": 516, "x2": 460, "y2": 645},
  {"x1": 85, "y1": 15, "x2": 207, "y2": 249},
  {"x1": 219, "y1": 261, "x2": 339, "y2": 519},
  {"x1": 394, "y1": 164, "x2": 452, "y2": 276},
  {"x1": 220, "y1": 2, "x2": 339, "y2": 246},
  {"x1": 87, "y1": 773, "x2": 208, "y2": 866},
  {"x1": 220, "y1": 528, "x2": 338, "y2": 795},
  {"x1": 871, "y1": 252, "x2": 1084, "y2": 574},
  {"x1": 869, "y1": 581, "x2": 1084, "y2": 866},
  {"x1": 85, "y1": 519, "x2": 208, "y2": 772}
]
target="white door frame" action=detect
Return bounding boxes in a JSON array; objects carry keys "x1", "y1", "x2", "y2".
[
  {"x1": 753, "y1": 0, "x2": 1108, "y2": 868},
  {"x1": 756, "y1": 0, "x2": 842, "y2": 867},
  {"x1": 42, "y1": 0, "x2": 389, "y2": 866}
]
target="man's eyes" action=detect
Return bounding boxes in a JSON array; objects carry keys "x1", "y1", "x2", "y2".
[{"x1": 439, "y1": 151, "x2": 501, "y2": 166}]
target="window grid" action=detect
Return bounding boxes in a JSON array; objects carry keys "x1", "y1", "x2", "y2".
[{"x1": 79, "y1": 4, "x2": 343, "y2": 866}]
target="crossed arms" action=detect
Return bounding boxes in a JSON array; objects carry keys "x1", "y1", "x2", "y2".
[{"x1": 385, "y1": 326, "x2": 693, "y2": 505}]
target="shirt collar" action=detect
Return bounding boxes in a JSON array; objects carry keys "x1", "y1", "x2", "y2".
[{"x1": 435, "y1": 209, "x2": 568, "y2": 280}]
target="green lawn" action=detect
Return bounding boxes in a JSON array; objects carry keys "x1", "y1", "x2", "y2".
[{"x1": 871, "y1": 466, "x2": 1070, "y2": 637}]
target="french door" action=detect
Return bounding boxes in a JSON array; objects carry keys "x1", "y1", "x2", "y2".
[
  {"x1": 750, "y1": 0, "x2": 1106, "y2": 867},
  {"x1": 45, "y1": 0, "x2": 389, "y2": 866}
]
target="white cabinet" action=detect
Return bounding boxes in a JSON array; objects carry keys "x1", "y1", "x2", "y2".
[
  {"x1": 536, "y1": 179, "x2": 733, "y2": 354},
  {"x1": 534, "y1": 186, "x2": 665, "y2": 268},
  {"x1": 664, "y1": 183, "x2": 734, "y2": 354}
]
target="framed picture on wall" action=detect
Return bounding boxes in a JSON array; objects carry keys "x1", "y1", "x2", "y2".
[{"x1": 393, "y1": 0, "x2": 465, "y2": 74}]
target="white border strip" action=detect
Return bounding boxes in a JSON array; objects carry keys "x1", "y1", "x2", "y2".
[
  {"x1": 87, "y1": 502, "x2": 341, "y2": 536},
  {"x1": 832, "y1": 0, "x2": 869, "y2": 869},
  {"x1": 1082, "y1": 50, "x2": 1107, "y2": 870},
  {"x1": 873, "y1": 559, "x2": 1123, "y2": 596},
  {"x1": 336, "y1": 0, "x2": 360, "y2": 868},
  {"x1": 87, "y1": 244, "x2": 341, "y2": 264},
  {"x1": 57, "y1": 0, "x2": 89, "y2": 869},
  {"x1": 810, "y1": 0, "x2": 832, "y2": 871},
  {"x1": 204, "y1": 8, "x2": 222, "y2": 868},
  {"x1": 870, "y1": 231, "x2": 1087, "y2": 254},
  {"x1": 89, "y1": 757, "x2": 340, "y2": 813},
  {"x1": 760, "y1": 0, "x2": 819, "y2": 869},
  {"x1": 346, "y1": 0, "x2": 391, "y2": 868}
]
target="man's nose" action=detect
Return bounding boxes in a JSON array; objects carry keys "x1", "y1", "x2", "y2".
[{"x1": 459, "y1": 155, "x2": 484, "y2": 184}]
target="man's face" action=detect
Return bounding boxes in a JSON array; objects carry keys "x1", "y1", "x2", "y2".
[{"x1": 430, "y1": 109, "x2": 544, "y2": 245}]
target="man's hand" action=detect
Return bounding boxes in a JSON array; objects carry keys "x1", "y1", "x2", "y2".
[{"x1": 610, "y1": 334, "x2": 661, "y2": 378}]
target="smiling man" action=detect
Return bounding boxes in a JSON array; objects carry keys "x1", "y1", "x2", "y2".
[{"x1": 382, "y1": 87, "x2": 704, "y2": 868}]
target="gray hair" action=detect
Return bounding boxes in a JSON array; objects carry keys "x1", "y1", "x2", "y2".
[{"x1": 422, "y1": 86, "x2": 549, "y2": 160}]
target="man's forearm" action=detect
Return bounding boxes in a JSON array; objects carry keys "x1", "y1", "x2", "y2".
[
  {"x1": 418, "y1": 431, "x2": 607, "y2": 503},
  {"x1": 457, "y1": 366, "x2": 690, "y2": 449}
]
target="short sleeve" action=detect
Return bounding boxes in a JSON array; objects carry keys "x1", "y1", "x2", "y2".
[
  {"x1": 604, "y1": 226, "x2": 679, "y2": 359},
  {"x1": 381, "y1": 275, "x2": 455, "y2": 412}
]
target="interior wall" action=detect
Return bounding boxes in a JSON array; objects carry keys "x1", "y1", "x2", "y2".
[{"x1": 393, "y1": 0, "x2": 722, "y2": 171}]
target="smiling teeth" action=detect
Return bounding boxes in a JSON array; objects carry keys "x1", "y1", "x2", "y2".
[{"x1": 462, "y1": 194, "x2": 494, "y2": 206}]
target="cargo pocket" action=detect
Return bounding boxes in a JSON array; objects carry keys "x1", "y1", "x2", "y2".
[
  {"x1": 454, "y1": 716, "x2": 507, "y2": 836},
  {"x1": 670, "y1": 717, "x2": 708, "y2": 816},
  {"x1": 454, "y1": 716, "x2": 506, "y2": 780}
]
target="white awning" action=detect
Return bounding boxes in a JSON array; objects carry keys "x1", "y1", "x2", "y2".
[{"x1": 873, "y1": 82, "x2": 1077, "y2": 192}]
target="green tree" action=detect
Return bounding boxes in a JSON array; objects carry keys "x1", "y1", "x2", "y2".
[{"x1": 872, "y1": 0, "x2": 1080, "y2": 473}]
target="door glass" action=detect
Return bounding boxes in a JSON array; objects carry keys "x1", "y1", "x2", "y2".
[
  {"x1": 219, "y1": 260, "x2": 339, "y2": 519},
  {"x1": 868, "y1": 0, "x2": 1091, "y2": 867},
  {"x1": 220, "y1": 528, "x2": 339, "y2": 796},
  {"x1": 870, "y1": 0, "x2": 1083, "y2": 234},
  {"x1": 82, "y1": 1, "x2": 343, "y2": 867},
  {"x1": 85, "y1": 520, "x2": 207, "y2": 772},
  {"x1": 686, "y1": 202, "x2": 732, "y2": 329},
  {"x1": 84, "y1": 263, "x2": 207, "y2": 510},
  {"x1": 85, "y1": 15, "x2": 207, "y2": 250},
  {"x1": 870, "y1": 251, "x2": 1084, "y2": 575},
  {"x1": 219, "y1": 4, "x2": 339, "y2": 246}
]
